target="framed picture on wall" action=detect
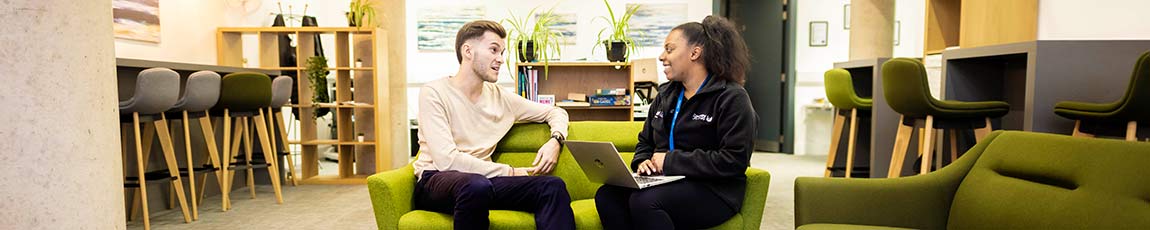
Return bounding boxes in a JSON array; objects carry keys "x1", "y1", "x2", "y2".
[
  {"x1": 894, "y1": 20, "x2": 901, "y2": 46},
  {"x1": 810, "y1": 21, "x2": 828, "y2": 47},
  {"x1": 113, "y1": 0, "x2": 161, "y2": 43},
  {"x1": 843, "y1": 4, "x2": 850, "y2": 30}
]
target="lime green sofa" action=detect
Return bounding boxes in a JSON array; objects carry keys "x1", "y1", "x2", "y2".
[
  {"x1": 368, "y1": 121, "x2": 771, "y2": 230},
  {"x1": 795, "y1": 131, "x2": 1150, "y2": 230}
]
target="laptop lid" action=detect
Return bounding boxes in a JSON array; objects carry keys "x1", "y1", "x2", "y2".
[{"x1": 564, "y1": 140, "x2": 641, "y2": 189}]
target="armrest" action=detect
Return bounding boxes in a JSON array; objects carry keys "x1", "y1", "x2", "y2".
[
  {"x1": 741, "y1": 168, "x2": 771, "y2": 230},
  {"x1": 367, "y1": 165, "x2": 416, "y2": 230},
  {"x1": 794, "y1": 131, "x2": 1003, "y2": 230}
]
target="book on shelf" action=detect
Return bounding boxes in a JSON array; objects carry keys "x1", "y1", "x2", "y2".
[
  {"x1": 595, "y1": 88, "x2": 628, "y2": 96},
  {"x1": 567, "y1": 93, "x2": 587, "y2": 102},
  {"x1": 556, "y1": 101, "x2": 591, "y2": 107},
  {"x1": 518, "y1": 68, "x2": 542, "y2": 103}
]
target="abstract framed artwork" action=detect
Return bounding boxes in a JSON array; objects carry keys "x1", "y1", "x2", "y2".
[
  {"x1": 627, "y1": 3, "x2": 687, "y2": 47},
  {"x1": 417, "y1": 4, "x2": 486, "y2": 51},
  {"x1": 113, "y1": 0, "x2": 161, "y2": 43}
]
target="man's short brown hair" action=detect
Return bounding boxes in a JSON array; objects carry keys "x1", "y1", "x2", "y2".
[{"x1": 455, "y1": 20, "x2": 507, "y2": 63}]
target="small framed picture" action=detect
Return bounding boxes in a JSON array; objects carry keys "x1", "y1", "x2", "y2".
[
  {"x1": 810, "y1": 21, "x2": 828, "y2": 47},
  {"x1": 843, "y1": 4, "x2": 851, "y2": 30},
  {"x1": 893, "y1": 20, "x2": 901, "y2": 46},
  {"x1": 538, "y1": 94, "x2": 556, "y2": 106}
]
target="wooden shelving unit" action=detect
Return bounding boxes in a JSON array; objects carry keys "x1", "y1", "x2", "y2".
[
  {"x1": 923, "y1": 0, "x2": 1037, "y2": 55},
  {"x1": 516, "y1": 62, "x2": 634, "y2": 121},
  {"x1": 217, "y1": 27, "x2": 403, "y2": 184}
]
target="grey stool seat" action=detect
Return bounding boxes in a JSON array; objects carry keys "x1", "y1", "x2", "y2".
[
  {"x1": 162, "y1": 70, "x2": 224, "y2": 218},
  {"x1": 270, "y1": 76, "x2": 293, "y2": 108},
  {"x1": 167, "y1": 71, "x2": 222, "y2": 118},
  {"x1": 121, "y1": 68, "x2": 180, "y2": 121}
]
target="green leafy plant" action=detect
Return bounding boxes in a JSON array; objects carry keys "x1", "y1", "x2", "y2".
[
  {"x1": 305, "y1": 56, "x2": 332, "y2": 117},
  {"x1": 502, "y1": 5, "x2": 564, "y2": 79},
  {"x1": 348, "y1": 0, "x2": 378, "y2": 28},
  {"x1": 593, "y1": 0, "x2": 641, "y2": 62}
]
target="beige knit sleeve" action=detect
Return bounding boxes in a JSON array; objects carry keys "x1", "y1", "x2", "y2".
[
  {"x1": 417, "y1": 86, "x2": 513, "y2": 177},
  {"x1": 504, "y1": 88, "x2": 570, "y2": 137}
]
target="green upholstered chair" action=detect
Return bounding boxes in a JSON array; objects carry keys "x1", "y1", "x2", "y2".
[
  {"x1": 212, "y1": 72, "x2": 284, "y2": 209},
  {"x1": 1054, "y1": 51, "x2": 1150, "y2": 141},
  {"x1": 823, "y1": 68, "x2": 874, "y2": 178},
  {"x1": 367, "y1": 122, "x2": 772, "y2": 230},
  {"x1": 795, "y1": 131, "x2": 1150, "y2": 230},
  {"x1": 881, "y1": 58, "x2": 1010, "y2": 177}
]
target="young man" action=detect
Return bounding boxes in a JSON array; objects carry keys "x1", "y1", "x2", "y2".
[{"x1": 413, "y1": 20, "x2": 574, "y2": 230}]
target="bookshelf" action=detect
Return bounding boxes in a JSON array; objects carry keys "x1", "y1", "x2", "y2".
[
  {"x1": 216, "y1": 27, "x2": 404, "y2": 184},
  {"x1": 515, "y1": 62, "x2": 634, "y2": 121}
]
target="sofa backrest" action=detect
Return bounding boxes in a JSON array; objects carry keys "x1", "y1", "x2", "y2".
[
  {"x1": 948, "y1": 131, "x2": 1150, "y2": 229},
  {"x1": 493, "y1": 121, "x2": 644, "y2": 200}
]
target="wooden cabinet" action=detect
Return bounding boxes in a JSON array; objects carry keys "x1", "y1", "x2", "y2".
[
  {"x1": 924, "y1": 0, "x2": 1037, "y2": 55},
  {"x1": 216, "y1": 27, "x2": 405, "y2": 184},
  {"x1": 515, "y1": 62, "x2": 635, "y2": 121}
]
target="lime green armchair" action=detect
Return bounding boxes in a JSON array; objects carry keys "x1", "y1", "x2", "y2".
[
  {"x1": 796, "y1": 131, "x2": 1150, "y2": 230},
  {"x1": 368, "y1": 121, "x2": 771, "y2": 230}
]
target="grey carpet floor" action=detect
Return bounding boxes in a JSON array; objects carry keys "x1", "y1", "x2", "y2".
[{"x1": 130, "y1": 152, "x2": 824, "y2": 230}]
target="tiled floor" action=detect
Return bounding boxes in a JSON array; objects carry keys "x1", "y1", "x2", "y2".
[{"x1": 129, "y1": 152, "x2": 825, "y2": 230}]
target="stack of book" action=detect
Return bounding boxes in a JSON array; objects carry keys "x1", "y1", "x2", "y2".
[
  {"x1": 556, "y1": 93, "x2": 590, "y2": 107},
  {"x1": 517, "y1": 68, "x2": 540, "y2": 102},
  {"x1": 589, "y1": 88, "x2": 630, "y2": 106}
]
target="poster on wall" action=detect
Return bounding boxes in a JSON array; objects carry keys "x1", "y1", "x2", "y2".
[
  {"x1": 417, "y1": 5, "x2": 486, "y2": 51},
  {"x1": 113, "y1": 0, "x2": 161, "y2": 43},
  {"x1": 543, "y1": 13, "x2": 578, "y2": 45},
  {"x1": 627, "y1": 3, "x2": 687, "y2": 47}
]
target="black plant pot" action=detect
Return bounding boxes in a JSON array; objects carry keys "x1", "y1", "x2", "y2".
[
  {"x1": 604, "y1": 41, "x2": 627, "y2": 62},
  {"x1": 347, "y1": 12, "x2": 357, "y2": 27},
  {"x1": 517, "y1": 40, "x2": 537, "y2": 62}
]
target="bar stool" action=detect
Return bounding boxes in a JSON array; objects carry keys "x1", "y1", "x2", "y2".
[
  {"x1": 823, "y1": 69, "x2": 872, "y2": 178},
  {"x1": 120, "y1": 68, "x2": 192, "y2": 229},
  {"x1": 881, "y1": 58, "x2": 1010, "y2": 177},
  {"x1": 162, "y1": 71, "x2": 226, "y2": 217},
  {"x1": 265, "y1": 76, "x2": 298, "y2": 186},
  {"x1": 1055, "y1": 51, "x2": 1150, "y2": 141},
  {"x1": 214, "y1": 72, "x2": 284, "y2": 206}
]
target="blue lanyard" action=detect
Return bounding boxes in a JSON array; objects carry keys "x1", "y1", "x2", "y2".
[{"x1": 669, "y1": 76, "x2": 710, "y2": 151}]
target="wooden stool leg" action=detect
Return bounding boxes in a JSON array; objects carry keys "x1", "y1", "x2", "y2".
[
  {"x1": 275, "y1": 110, "x2": 299, "y2": 186},
  {"x1": 198, "y1": 115, "x2": 227, "y2": 210},
  {"x1": 949, "y1": 129, "x2": 959, "y2": 163},
  {"x1": 824, "y1": 110, "x2": 846, "y2": 177},
  {"x1": 974, "y1": 117, "x2": 993, "y2": 141},
  {"x1": 889, "y1": 116, "x2": 914, "y2": 178},
  {"x1": 846, "y1": 109, "x2": 859, "y2": 178},
  {"x1": 132, "y1": 113, "x2": 152, "y2": 230},
  {"x1": 221, "y1": 111, "x2": 234, "y2": 210},
  {"x1": 242, "y1": 118, "x2": 256, "y2": 199},
  {"x1": 226, "y1": 116, "x2": 245, "y2": 203},
  {"x1": 256, "y1": 110, "x2": 286, "y2": 203},
  {"x1": 130, "y1": 121, "x2": 156, "y2": 221},
  {"x1": 154, "y1": 114, "x2": 192, "y2": 223},
  {"x1": 920, "y1": 115, "x2": 935, "y2": 175},
  {"x1": 181, "y1": 112, "x2": 198, "y2": 220},
  {"x1": 1126, "y1": 121, "x2": 1137, "y2": 141}
]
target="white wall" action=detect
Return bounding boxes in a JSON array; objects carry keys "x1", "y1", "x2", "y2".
[
  {"x1": 114, "y1": 1, "x2": 227, "y2": 65},
  {"x1": 1038, "y1": 0, "x2": 1150, "y2": 40},
  {"x1": 403, "y1": 0, "x2": 712, "y2": 119}
]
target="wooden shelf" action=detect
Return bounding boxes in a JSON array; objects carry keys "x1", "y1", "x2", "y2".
[
  {"x1": 518, "y1": 62, "x2": 631, "y2": 67},
  {"x1": 218, "y1": 27, "x2": 375, "y2": 33},
  {"x1": 329, "y1": 67, "x2": 374, "y2": 71},
  {"x1": 289, "y1": 140, "x2": 377, "y2": 145},
  {"x1": 559, "y1": 105, "x2": 632, "y2": 110},
  {"x1": 287, "y1": 103, "x2": 376, "y2": 109},
  {"x1": 298, "y1": 174, "x2": 370, "y2": 185}
]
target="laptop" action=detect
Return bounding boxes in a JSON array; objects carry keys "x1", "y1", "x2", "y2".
[{"x1": 565, "y1": 140, "x2": 684, "y2": 189}]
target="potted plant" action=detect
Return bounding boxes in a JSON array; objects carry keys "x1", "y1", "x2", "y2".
[
  {"x1": 357, "y1": 132, "x2": 366, "y2": 142},
  {"x1": 305, "y1": 56, "x2": 332, "y2": 117},
  {"x1": 594, "y1": 0, "x2": 640, "y2": 62},
  {"x1": 502, "y1": 6, "x2": 564, "y2": 79},
  {"x1": 348, "y1": 0, "x2": 377, "y2": 28}
]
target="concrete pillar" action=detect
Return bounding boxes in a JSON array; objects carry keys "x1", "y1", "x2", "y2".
[
  {"x1": 849, "y1": 0, "x2": 896, "y2": 59},
  {"x1": 0, "y1": 0, "x2": 124, "y2": 229}
]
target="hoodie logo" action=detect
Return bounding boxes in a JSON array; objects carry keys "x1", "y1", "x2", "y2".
[
  {"x1": 692, "y1": 113, "x2": 713, "y2": 122},
  {"x1": 654, "y1": 111, "x2": 664, "y2": 119}
]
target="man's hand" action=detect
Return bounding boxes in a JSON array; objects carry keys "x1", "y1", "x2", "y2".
[
  {"x1": 531, "y1": 138, "x2": 562, "y2": 175},
  {"x1": 511, "y1": 167, "x2": 538, "y2": 176},
  {"x1": 637, "y1": 152, "x2": 667, "y2": 175}
]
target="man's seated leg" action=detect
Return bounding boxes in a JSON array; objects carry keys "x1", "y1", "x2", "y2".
[
  {"x1": 489, "y1": 175, "x2": 575, "y2": 230},
  {"x1": 414, "y1": 170, "x2": 494, "y2": 230}
]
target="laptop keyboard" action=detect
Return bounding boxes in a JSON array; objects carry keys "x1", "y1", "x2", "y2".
[{"x1": 634, "y1": 176, "x2": 663, "y2": 184}]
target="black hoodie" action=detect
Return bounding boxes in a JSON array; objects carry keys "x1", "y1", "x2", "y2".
[{"x1": 631, "y1": 78, "x2": 758, "y2": 211}]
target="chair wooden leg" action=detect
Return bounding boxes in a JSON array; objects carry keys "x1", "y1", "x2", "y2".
[
  {"x1": 154, "y1": 114, "x2": 192, "y2": 223},
  {"x1": 974, "y1": 117, "x2": 993, "y2": 141},
  {"x1": 132, "y1": 113, "x2": 151, "y2": 230},
  {"x1": 255, "y1": 110, "x2": 285, "y2": 203},
  {"x1": 221, "y1": 110, "x2": 233, "y2": 210},
  {"x1": 949, "y1": 129, "x2": 959, "y2": 163},
  {"x1": 130, "y1": 121, "x2": 156, "y2": 221},
  {"x1": 1126, "y1": 121, "x2": 1137, "y2": 141},
  {"x1": 1071, "y1": 120, "x2": 1094, "y2": 138},
  {"x1": 824, "y1": 110, "x2": 846, "y2": 177},
  {"x1": 889, "y1": 116, "x2": 914, "y2": 178},
  {"x1": 920, "y1": 115, "x2": 935, "y2": 175},
  {"x1": 242, "y1": 118, "x2": 257, "y2": 199},
  {"x1": 275, "y1": 110, "x2": 299, "y2": 186},
  {"x1": 198, "y1": 115, "x2": 227, "y2": 210},
  {"x1": 181, "y1": 112, "x2": 198, "y2": 220},
  {"x1": 226, "y1": 116, "x2": 246, "y2": 204},
  {"x1": 846, "y1": 109, "x2": 859, "y2": 178}
]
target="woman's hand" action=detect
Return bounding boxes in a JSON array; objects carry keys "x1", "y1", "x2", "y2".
[{"x1": 638, "y1": 152, "x2": 667, "y2": 175}]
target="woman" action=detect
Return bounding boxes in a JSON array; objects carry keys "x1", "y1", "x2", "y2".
[{"x1": 594, "y1": 15, "x2": 757, "y2": 229}]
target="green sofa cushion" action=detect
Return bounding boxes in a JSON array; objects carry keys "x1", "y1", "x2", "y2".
[
  {"x1": 797, "y1": 223, "x2": 915, "y2": 230},
  {"x1": 948, "y1": 132, "x2": 1150, "y2": 229}
]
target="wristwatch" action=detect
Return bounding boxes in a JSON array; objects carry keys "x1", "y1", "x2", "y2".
[{"x1": 551, "y1": 131, "x2": 566, "y2": 147}]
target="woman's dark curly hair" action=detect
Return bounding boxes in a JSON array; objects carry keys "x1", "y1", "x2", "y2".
[{"x1": 672, "y1": 16, "x2": 751, "y2": 85}]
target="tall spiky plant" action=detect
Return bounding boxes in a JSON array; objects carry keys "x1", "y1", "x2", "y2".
[
  {"x1": 502, "y1": 6, "x2": 564, "y2": 79},
  {"x1": 348, "y1": 0, "x2": 377, "y2": 28},
  {"x1": 594, "y1": 0, "x2": 640, "y2": 62}
]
